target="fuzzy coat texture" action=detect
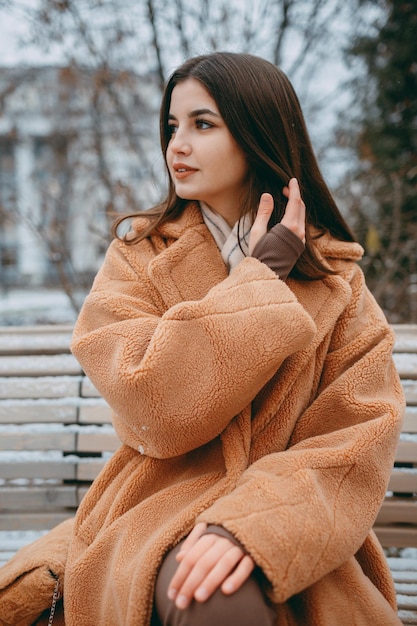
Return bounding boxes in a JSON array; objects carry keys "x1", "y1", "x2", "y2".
[{"x1": 0, "y1": 202, "x2": 405, "y2": 625}]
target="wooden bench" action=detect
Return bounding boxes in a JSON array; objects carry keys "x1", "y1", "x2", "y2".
[
  {"x1": 0, "y1": 325, "x2": 119, "y2": 537},
  {"x1": 0, "y1": 323, "x2": 416, "y2": 623}
]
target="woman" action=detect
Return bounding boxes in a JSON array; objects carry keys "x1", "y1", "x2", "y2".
[
  {"x1": 65, "y1": 51, "x2": 405, "y2": 625},
  {"x1": 0, "y1": 52, "x2": 404, "y2": 625}
]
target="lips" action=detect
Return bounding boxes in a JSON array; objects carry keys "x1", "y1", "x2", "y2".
[{"x1": 172, "y1": 163, "x2": 198, "y2": 179}]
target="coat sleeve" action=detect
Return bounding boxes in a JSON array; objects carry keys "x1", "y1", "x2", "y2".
[
  {"x1": 197, "y1": 265, "x2": 405, "y2": 603},
  {"x1": 71, "y1": 238, "x2": 316, "y2": 458}
]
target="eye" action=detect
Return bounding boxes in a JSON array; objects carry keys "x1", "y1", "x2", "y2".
[
  {"x1": 196, "y1": 118, "x2": 213, "y2": 130},
  {"x1": 167, "y1": 123, "x2": 178, "y2": 136}
]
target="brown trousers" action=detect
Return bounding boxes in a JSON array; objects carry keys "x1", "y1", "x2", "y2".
[
  {"x1": 153, "y1": 540, "x2": 276, "y2": 626},
  {"x1": 33, "y1": 544, "x2": 276, "y2": 625}
]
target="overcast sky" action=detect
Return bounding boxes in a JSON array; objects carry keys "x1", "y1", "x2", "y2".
[{"x1": 0, "y1": 0, "x2": 65, "y2": 66}]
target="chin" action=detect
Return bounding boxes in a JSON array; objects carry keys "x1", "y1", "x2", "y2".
[
  {"x1": 176, "y1": 192, "x2": 195, "y2": 201},
  {"x1": 175, "y1": 187, "x2": 198, "y2": 201}
]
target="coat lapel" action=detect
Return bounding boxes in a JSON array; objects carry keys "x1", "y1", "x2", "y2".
[
  {"x1": 147, "y1": 204, "x2": 228, "y2": 308},
  {"x1": 289, "y1": 275, "x2": 352, "y2": 349}
]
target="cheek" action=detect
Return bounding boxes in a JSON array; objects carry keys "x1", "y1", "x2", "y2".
[
  {"x1": 165, "y1": 154, "x2": 175, "y2": 177},
  {"x1": 227, "y1": 143, "x2": 248, "y2": 177},
  {"x1": 229, "y1": 156, "x2": 249, "y2": 183}
]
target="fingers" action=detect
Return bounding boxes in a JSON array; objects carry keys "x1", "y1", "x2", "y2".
[
  {"x1": 168, "y1": 533, "x2": 216, "y2": 604},
  {"x1": 176, "y1": 522, "x2": 207, "y2": 562},
  {"x1": 280, "y1": 178, "x2": 306, "y2": 243},
  {"x1": 221, "y1": 554, "x2": 255, "y2": 595},
  {"x1": 167, "y1": 534, "x2": 253, "y2": 610},
  {"x1": 250, "y1": 179, "x2": 306, "y2": 255},
  {"x1": 249, "y1": 192, "x2": 274, "y2": 254}
]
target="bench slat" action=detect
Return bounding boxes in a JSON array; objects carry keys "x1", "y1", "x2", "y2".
[
  {"x1": 77, "y1": 431, "x2": 120, "y2": 452},
  {"x1": 77, "y1": 459, "x2": 106, "y2": 481},
  {"x1": 81, "y1": 377, "x2": 101, "y2": 397},
  {"x1": 0, "y1": 459, "x2": 108, "y2": 481},
  {"x1": 404, "y1": 407, "x2": 417, "y2": 432},
  {"x1": 0, "y1": 512, "x2": 73, "y2": 531},
  {"x1": 79, "y1": 402, "x2": 112, "y2": 424},
  {"x1": 392, "y1": 572, "x2": 417, "y2": 584},
  {"x1": 398, "y1": 611, "x2": 417, "y2": 625},
  {"x1": 394, "y1": 354, "x2": 417, "y2": 380},
  {"x1": 403, "y1": 380, "x2": 417, "y2": 406},
  {"x1": 375, "y1": 526, "x2": 417, "y2": 549},
  {"x1": 0, "y1": 354, "x2": 82, "y2": 377},
  {"x1": 397, "y1": 595, "x2": 417, "y2": 611},
  {"x1": 396, "y1": 441, "x2": 417, "y2": 464},
  {"x1": 0, "y1": 486, "x2": 78, "y2": 509},
  {"x1": 0, "y1": 460, "x2": 76, "y2": 480},
  {"x1": 0, "y1": 399, "x2": 78, "y2": 424},
  {"x1": 377, "y1": 499, "x2": 417, "y2": 524},
  {"x1": 0, "y1": 376, "x2": 82, "y2": 399},
  {"x1": 0, "y1": 326, "x2": 73, "y2": 355},
  {"x1": 389, "y1": 468, "x2": 417, "y2": 493},
  {"x1": 393, "y1": 326, "x2": 417, "y2": 353},
  {"x1": 0, "y1": 398, "x2": 111, "y2": 424},
  {"x1": 0, "y1": 428, "x2": 117, "y2": 453},
  {"x1": 0, "y1": 431, "x2": 76, "y2": 452}
]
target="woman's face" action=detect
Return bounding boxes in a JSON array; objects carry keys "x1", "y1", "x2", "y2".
[{"x1": 166, "y1": 78, "x2": 249, "y2": 226}]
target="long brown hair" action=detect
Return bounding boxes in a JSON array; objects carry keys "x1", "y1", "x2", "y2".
[{"x1": 113, "y1": 52, "x2": 355, "y2": 280}]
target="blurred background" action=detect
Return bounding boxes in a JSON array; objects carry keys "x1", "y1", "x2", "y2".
[{"x1": 0, "y1": 0, "x2": 415, "y2": 325}]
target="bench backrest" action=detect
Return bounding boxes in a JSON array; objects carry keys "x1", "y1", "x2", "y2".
[
  {"x1": 0, "y1": 324, "x2": 416, "y2": 546},
  {"x1": 375, "y1": 324, "x2": 417, "y2": 547},
  {"x1": 0, "y1": 325, "x2": 118, "y2": 531}
]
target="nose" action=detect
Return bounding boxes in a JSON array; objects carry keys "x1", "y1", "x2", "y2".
[{"x1": 169, "y1": 128, "x2": 191, "y2": 155}]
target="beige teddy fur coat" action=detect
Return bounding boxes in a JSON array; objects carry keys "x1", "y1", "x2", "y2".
[{"x1": 0, "y1": 202, "x2": 405, "y2": 625}]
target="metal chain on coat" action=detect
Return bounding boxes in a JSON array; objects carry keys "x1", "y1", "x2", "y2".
[{"x1": 47, "y1": 576, "x2": 61, "y2": 625}]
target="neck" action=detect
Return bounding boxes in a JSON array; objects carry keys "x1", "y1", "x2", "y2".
[{"x1": 201, "y1": 201, "x2": 241, "y2": 228}]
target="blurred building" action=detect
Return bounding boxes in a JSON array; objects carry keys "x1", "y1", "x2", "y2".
[{"x1": 0, "y1": 65, "x2": 160, "y2": 292}]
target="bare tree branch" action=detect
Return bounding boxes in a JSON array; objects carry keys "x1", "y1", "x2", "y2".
[
  {"x1": 173, "y1": 0, "x2": 191, "y2": 59},
  {"x1": 146, "y1": 0, "x2": 165, "y2": 91},
  {"x1": 272, "y1": 0, "x2": 292, "y2": 66}
]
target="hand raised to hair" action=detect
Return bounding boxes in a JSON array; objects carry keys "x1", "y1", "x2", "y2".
[
  {"x1": 249, "y1": 178, "x2": 306, "y2": 280},
  {"x1": 280, "y1": 177, "x2": 306, "y2": 244},
  {"x1": 249, "y1": 177, "x2": 306, "y2": 254}
]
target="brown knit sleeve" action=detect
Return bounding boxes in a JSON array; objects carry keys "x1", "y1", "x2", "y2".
[
  {"x1": 251, "y1": 223, "x2": 305, "y2": 280},
  {"x1": 201, "y1": 525, "x2": 248, "y2": 553}
]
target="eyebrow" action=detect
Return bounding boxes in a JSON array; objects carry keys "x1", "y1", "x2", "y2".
[{"x1": 168, "y1": 108, "x2": 220, "y2": 120}]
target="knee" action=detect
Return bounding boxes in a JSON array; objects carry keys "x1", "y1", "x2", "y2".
[
  {"x1": 158, "y1": 578, "x2": 276, "y2": 626},
  {"x1": 154, "y1": 542, "x2": 275, "y2": 626}
]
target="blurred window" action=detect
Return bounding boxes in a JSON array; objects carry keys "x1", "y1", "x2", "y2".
[
  {"x1": 0, "y1": 139, "x2": 18, "y2": 287},
  {"x1": 32, "y1": 135, "x2": 70, "y2": 280},
  {"x1": 33, "y1": 135, "x2": 69, "y2": 227}
]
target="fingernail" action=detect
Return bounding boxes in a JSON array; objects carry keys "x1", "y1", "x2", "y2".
[
  {"x1": 223, "y1": 581, "x2": 234, "y2": 593},
  {"x1": 195, "y1": 586, "x2": 208, "y2": 601},
  {"x1": 167, "y1": 588, "x2": 177, "y2": 600},
  {"x1": 176, "y1": 594, "x2": 188, "y2": 609}
]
